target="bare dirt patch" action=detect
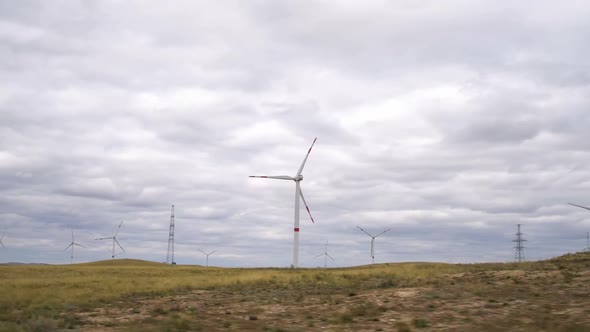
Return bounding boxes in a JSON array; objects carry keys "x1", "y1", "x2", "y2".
[{"x1": 74, "y1": 265, "x2": 590, "y2": 332}]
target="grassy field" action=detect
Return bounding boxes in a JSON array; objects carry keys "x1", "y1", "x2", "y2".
[{"x1": 1, "y1": 254, "x2": 589, "y2": 331}]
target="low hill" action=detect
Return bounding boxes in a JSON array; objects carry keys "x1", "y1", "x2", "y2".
[
  {"x1": 548, "y1": 251, "x2": 590, "y2": 263},
  {"x1": 78, "y1": 258, "x2": 167, "y2": 267}
]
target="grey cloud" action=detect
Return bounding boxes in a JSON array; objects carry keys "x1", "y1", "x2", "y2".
[{"x1": 1, "y1": 1, "x2": 589, "y2": 266}]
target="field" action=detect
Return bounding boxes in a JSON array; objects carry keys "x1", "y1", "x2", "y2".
[{"x1": 1, "y1": 254, "x2": 590, "y2": 332}]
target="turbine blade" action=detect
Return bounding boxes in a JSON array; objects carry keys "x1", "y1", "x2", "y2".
[
  {"x1": 0, "y1": 241, "x2": 4, "y2": 248},
  {"x1": 95, "y1": 237, "x2": 113, "y2": 240},
  {"x1": 314, "y1": 253, "x2": 324, "y2": 258},
  {"x1": 71, "y1": 230, "x2": 74, "y2": 242},
  {"x1": 210, "y1": 251, "x2": 216, "y2": 255},
  {"x1": 114, "y1": 238, "x2": 125, "y2": 253},
  {"x1": 65, "y1": 243, "x2": 73, "y2": 250},
  {"x1": 356, "y1": 226, "x2": 373, "y2": 238},
  {"x1": 114, "y1": 221, "x2": 124, "y2": 237},
  {"x1": 569, "y1": 203, "x2": 590, "y2": 211},
  {"x1": 249, "y1": 175, "x2": 294, "y2": 180},
  {"x1": 299, "y1": 187, "x2": 315, "y2": 223},
  {"x1": 327, "y1": 254, "x2": 335, "y2": 261},
  {"x1": 75, "y1": 243, "x2": 86, "y2": 248},
  {"x1": 296, "y1": 137, "x2": 317, "y2": 176},
  {"x1": 375, "y1": 229, "x2": 391, "y2": 238}
]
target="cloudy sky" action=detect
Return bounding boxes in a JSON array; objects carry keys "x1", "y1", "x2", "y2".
[{"x1": 1, "y1": 1, "x2": 590, "y2": 267}]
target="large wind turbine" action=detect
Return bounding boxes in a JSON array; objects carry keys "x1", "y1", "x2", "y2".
[
  {"x1": 249, "y1": 137, "x2": 317, "y2": 268},
  {"x1": 314, "y1": 240, "x2": 334, "y2": 268},
  {"x1": 65, "y1": 230, "x2": 85, "y2": 264},
  {"x1": 569, "y1": 203, "x2": 590, "y2": 211},
  {"x1": 357, "y1": 226, "x2": 390, "y2": 264},
  {"x1": 95, "y1": 221, "x2": 125, "y2": 259}
]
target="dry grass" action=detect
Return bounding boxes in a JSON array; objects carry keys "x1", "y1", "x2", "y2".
[
  {"x1": 1, "y1": 254, "x2": 590, "y2": 331},
  {"x1": 0, "y1": 259, "x2": 480, "y2": 316}
]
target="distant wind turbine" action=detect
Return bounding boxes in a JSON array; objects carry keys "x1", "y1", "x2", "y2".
[
  {"x1": 249, "y1": 138, "x2": 317, "y2": 268},
  {"x1": 199, "y1": 249, "x2": 216, "y2": 267},
  {"x1": 65, "y1": 230, "x2": 85, "y2": 264},
  {"x1": 95, "y1": 221, "x2": 125, "y2": 259},
  {"x1": 357, "y1": 226, "x2": 390, "y2": 264},
  {"x1": 314, "y1": 240, "x2": 334, "y2": 268},
  {"x1": 568, "y1": 203, "x2": 590, "y2": 252}
]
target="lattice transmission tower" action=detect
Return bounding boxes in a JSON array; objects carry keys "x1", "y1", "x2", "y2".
[
  {"x1": 513, "y1": 224, "x2": 526, "y2": 262},
  {"x1": 166, "y1": 205, "x2": 176, "y2": 265}
]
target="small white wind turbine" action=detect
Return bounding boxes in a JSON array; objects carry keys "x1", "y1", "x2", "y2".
[
  {"x1": 65, "y1": 230, "x2": 85, "y2": 264},
  {"x1": 314, "y1": 240, "x2": 334, "y2": 268},
  {"x1": 199, "y1": 249, "x2": 216, "y2": 267},
  {"x1": 357, "y1": 226, "x2": 390, "y2": 264},
  {"x1": 0, "y1": 232, "x2": 5, "y2": 248},
  {"x1": 249, "y1": 138, "x2": 317, "y2": 268},
  {"x1": 568, "y1": 203, "x2": 590, "y2": 252},
  {"x1": 95, "y1": 221, "x2": 125, "y2": 259}
]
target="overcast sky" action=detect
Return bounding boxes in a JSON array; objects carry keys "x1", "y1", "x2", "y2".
[{"x1": 1, "y1": 1, "x2": 590, "y2": 267}]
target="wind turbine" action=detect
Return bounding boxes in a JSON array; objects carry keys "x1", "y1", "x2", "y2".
[
  {"x1": 357, "y1": 226, "x2": 390, "y2": 264},
  {"x1": 199, "y1": 249, "x2": 216, "y2": 267},
  {"x1": 569, "y1": 203, "x2": 590, "y2": 211},
  {"x1": 0, "y1": 233, "x2": 5, "y2": 248},
  {"x1": 65, "y1": 230, "x2": 85, "y2": 264},
  {"x1": 95, "y1": 221, "x2": 125, "y2": 259},
  {"x1": 568, "y1": 204, "x2": 590, "y2": 252},
  {"x1": 249, "y1": 137, "x2": 317, "y2": 268},
  {"x1": 314, "y1": 240, "x2": 334, "y2": 268}
]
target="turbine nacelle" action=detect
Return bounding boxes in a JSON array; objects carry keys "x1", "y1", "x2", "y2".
[{"x1": 294, "y1": 175, "x2": 303, "y2": 181}]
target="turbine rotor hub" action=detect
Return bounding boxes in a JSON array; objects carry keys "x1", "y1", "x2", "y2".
[{"x1": 295, "y1": 175, "x2": 303, "y2": 181}]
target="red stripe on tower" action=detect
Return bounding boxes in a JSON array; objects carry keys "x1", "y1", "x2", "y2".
[{"x1": 294, "y1": 227, "x2": 300, "y2": 232}]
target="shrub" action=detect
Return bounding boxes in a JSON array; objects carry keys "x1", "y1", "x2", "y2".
[
  {"x1": 26, "y1": 317, "x2": 58, "y2": 332},
  {"x1": 412, "y1": 318, "x2": 429, "y2": 328}
]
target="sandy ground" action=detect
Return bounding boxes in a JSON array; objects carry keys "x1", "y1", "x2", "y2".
[{"x1": 73, "y1": 268, "x2": 590, "y2": 332}]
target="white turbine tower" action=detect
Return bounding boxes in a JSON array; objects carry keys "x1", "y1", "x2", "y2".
[
  {"x1": 95, "y1": 221, "x2": 125, "y2": 259},
  {"x1": 249, "y1": 137, "x2": 317, "y2": 268},
  {"x1": 314, "y1": 240, "x2": 334, "y2": 268},
  {"x1": 65, "y1": 230, "x2": 85, "y2": 264},
  {"x1": 357, "y1": 226, "x2": 390, "y2": 264},
  {"x1": 0, "y1": 233, "x2": 5, "y2": 248},
  {"x1": 199, "y1": 249, "x2": 216, "y2": 267}
]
